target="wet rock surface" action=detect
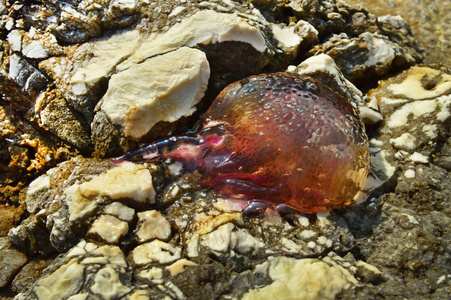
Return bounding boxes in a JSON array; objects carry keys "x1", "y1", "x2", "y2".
[{"x1": 0, "y1": 0, "x2": 449, "y2": 299}]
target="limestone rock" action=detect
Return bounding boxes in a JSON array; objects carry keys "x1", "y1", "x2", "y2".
[{"x1": 99, "y1": 47, "x2": 210, "y2": 139}]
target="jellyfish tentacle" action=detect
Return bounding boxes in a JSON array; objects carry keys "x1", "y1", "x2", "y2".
[{"x1": 110, "y1": 136, "x2": 203, "y2": 166}]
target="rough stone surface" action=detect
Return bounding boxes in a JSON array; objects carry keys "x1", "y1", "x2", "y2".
[
  {"x1": 346, "y1": 0, "x2": 451, "y2": 66},
  {"x1": 0, "y1": 237, "x2": 28, "y2": 288},
  {"x1": 0, "y1": 0, "x2": 449, "y2": 299}
]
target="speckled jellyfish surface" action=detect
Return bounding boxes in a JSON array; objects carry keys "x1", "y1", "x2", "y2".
[{"x1": 113, "y1": 72, "x2": 370, "y2": 214}]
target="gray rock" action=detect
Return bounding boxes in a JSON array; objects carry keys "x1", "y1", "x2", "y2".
[
  {"x1": 310, "y1": 32, "x2": 417, "y2": 85},
  {"x1": 0, "y1": 237, "x2": 28, "y2": 288}
]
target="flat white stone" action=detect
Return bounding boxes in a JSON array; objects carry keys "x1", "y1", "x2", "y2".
[
  {"x1": 34, "y1": 258, "x2": 85, "y2": 300},
  {"x1": 102, "y1": 47, "x2": 210, "y2": 138},
  {"x1": 7, "y1": 30, "x2": 22, "y2": 52},
  {"x1": 390, "y1": 133, "x2": 416, "y2": 150},
  {"x1": 132, "y1": 240, "x2": 181, "y2": 265},
  {"x1": 135, "y1": 210, "x2": 171, "y2": 243},
  {"x1": 404, "y1": 169, "x2": 416, "y2": 179},
  {"x1": 408, "y1": 152, "x2": 429, "y2": 163},
  {"x1": 70, "y1": 29, "x2": 141, "y2": 90},
  {"x1": 242, "y1": 256, "x2": 357, "y2": 300},
  {"x1": 104, "y1": 202, "x2": 135, "y2": 222},
  {"x1": 270, "y1": 23, "x2": 302, "y2": 49},
  {"x1": 117, "y1": 10, "x2": 266, "y2": 71},
  {"x1": 90, "y1": 266, "x2": 131, "y2": 300},
  {"x1": 66, "y1": 163, "x2": 155, "y2": 221},
  {"x1": 88, "y1": 215, "x2": 129, "y2": 244},
  {"x1": 387, "y1": 66, "x2": 451, "y2": 100}
]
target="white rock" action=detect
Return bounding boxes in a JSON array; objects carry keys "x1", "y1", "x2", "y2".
[
  {"x1": 91, "y1": 245, "x2": 128, "y2": 267},
  {"x1": 387, "y1": 66, "x2": 451, "y2": 100},
  {"x1": 135, "y1": 210, "x2": 171, "y2": 243},
  {"x1": 27, "y1": 174, "x2": 50, "y2": 196},
  {"x1": 359, "y1": 106, "x2": 383, "y2": 124},
  {"x1": 270, "y1": 20, "x2": 317, "y2": 57},
  {"x1": 22, "y1": 39, "x2": 48, "y2": 59},
  {"x1": 298, "y1": 230, "x2": 317, "y2": 240},
  {"x1": 70, "y1": 29, "x2": 141, "y2": 91},
  {"x1": 101, "y1": 47, "x2": 210, "y2": 138},
  {"x1": 294, "y1": 54, "x2": 364, "y2": 107},
  {"x1": 387, "y1": 100, "x2": 438, "y2": 128},
  {"x1": 33, "y1": 258, "x2": 85, "y2": 300},
  {"x1": 390, "y1": 133, "x2": 416, "y2": 150},
  {"x1": 270, "y1": 23, "x2": 302, "y2": 50},
  {"x1": 422, "y1": 124, "x2": 438, "y2": 139},
  {"x1": 117, "y1": 10, "x2": 267, "y2": 71},
  {"x1": 200, "y1": 222, "x2": 264, "y2": 254},
  {"x1": 404, "y1": 169, "x2": 416, "y2": 179},
  {"x1": 88, "y1": 215, "x2": 129, "y2": 244},
  {"x1": 90, "y1": 266, "x2": 131, "y2": 300},
  {"x1": 243, "y1": 256, "x2": 357, "y2": 300},
  {"x1": 65, "y1": 163, "x2": 154, "y2": 221},
  {"x1": 370, "y1": 149, "x2": 396, "y2": 179},
  {"x1": 104, "y1": 202, "x2": 135, "y2": 222},
  {"x1": 132, "y1": 240, "x2": 181, "y2": 265},
  {"x1": 7, "y1": 30, "x2": 22, "y2": 52},
  {"x1": 408, "y1": 152, "x2": 429, "y2": 164},
  {"x1": 137, "y1": 267, "x2": 163, "y2": 282},
  {"x1": 363, "y1": 33, "x2": 395, "y2": 67}
]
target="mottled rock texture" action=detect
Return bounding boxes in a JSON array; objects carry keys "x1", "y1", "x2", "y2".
[{"x1": 0, "y1": 0, "x2": 449, "y2": 299}]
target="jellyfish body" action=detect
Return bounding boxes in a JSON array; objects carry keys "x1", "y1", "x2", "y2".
[{"x1": 112, "y1": 72, "x2": 370, "y2": 214}]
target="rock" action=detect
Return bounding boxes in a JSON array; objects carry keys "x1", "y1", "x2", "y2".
[
  {"x1": 1, "y1": 0, "x2": 448, "y2": 299},
  {"x1": 6, "y1": 54, "x2": 48, "y2": 95},
  {"x1": 0, "y1": 204, "x2": 23, "y2": 236},
  {"x1": 98, "y1": 47, "x2": 210, "y2": 140},
  {"x1": 0, "y1": 237, "x2": 28, "y2": 288},
  {"x1": 242, "y1": 255, "x2": 358, "y2": 300},
  {"x1": 353, "y1": 66, "x2": 451, "y2": 299},
  {"x1": 131, "y1": 240, "x2": 182, "y2": 266},
  {"x1": 367, "y1": 66, "x2": 451, "y2": 183},
  {"x1": 14, "y1": 240, "x2": 134, "y2": 300},
  {"x1": 87, "y1": 215, "x2": 129, "y2": 244},
  {"x1": 35, "y1": 90, "x2": 92, "y2": 153},
  {"x1": 11, "y1": 259, "x2": 52, "y2": 294},
  {"x1": 346, "y1": 0, "x2": 450, "y2": 66},
  {"x1": 135, "y1": 210, "x2": 172, "y2": 243},
  {"x1": 310, "y1": 32, "x2": 416, "y2": 85}
]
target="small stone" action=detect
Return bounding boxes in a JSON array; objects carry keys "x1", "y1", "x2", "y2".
[
  {"x1": 242, "y1": 256, "x2": 357, "y2": 300},
  {"x1": 131, "y1": 240, "x2": 182, "y2": 266},
  {"x1": 103, "y1": 202, "x2": 135, "y2": 222},
  {"x1": 135, "y1": 210, "x2": 171, "y2": 243},
  {"x1": 66, "y1": 162, "x2": 155, "y2": 221},
  {"x1": 88, "y1": 215, "x2": 129, "y2": 244},
  {"x1": 90, "y1": 266, "x2": 131, "y2": 300}
]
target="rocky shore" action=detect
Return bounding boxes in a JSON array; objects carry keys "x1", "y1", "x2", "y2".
[{"x1": 0, "y1": 0, "x2": 449, "y2": 299}]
